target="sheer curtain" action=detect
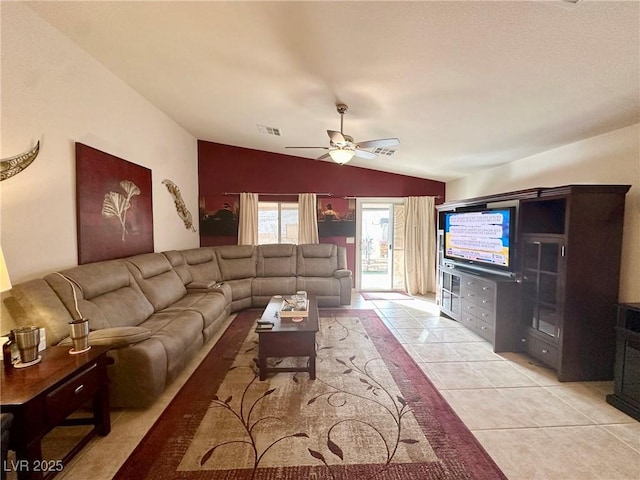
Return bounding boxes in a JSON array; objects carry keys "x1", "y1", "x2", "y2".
[
  {"x1": 404, "y1": 196, "x2": 437, "y2": 295},
  {"x1": 238, "y1": 192, "x2": 259, "y2": 245},
  {"x1": 298, "y1": 193, "x2": 319, "y2": 244}
]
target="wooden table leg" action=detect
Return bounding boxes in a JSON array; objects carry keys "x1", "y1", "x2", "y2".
[
  {"x1": 306, "y1": 333, "x2": 316, "y2": 380},
  {"x1": 258, "y1": 354, "x2": 267, "y2": 381}
]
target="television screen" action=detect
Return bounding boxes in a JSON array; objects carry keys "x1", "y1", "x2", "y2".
[{"x1": 443, "y1": 207, "x2": 515, "y2": 270}]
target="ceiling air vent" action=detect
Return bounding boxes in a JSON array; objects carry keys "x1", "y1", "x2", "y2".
[
  {"x1": 372, "y1": 147, "x2": 397, "y2": 156},
  {"x1": 257, "y1": 125, "x2": 281, "y2": 136}
]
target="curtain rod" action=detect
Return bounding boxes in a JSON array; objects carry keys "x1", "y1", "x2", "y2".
[
  {"x1": 342, "y1": 195, "x2": 442, "y2": 199},
  {"x1": 221, "y1": 192, "x2": 441, "y2": 199},
  {"x1": 221, "y1": 192, "x2": 333, "y2": 196}
]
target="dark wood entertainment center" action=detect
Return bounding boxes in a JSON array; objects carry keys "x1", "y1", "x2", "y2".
[{"x1": 436, "y1": 184, "x2": 630, "y2": 382}]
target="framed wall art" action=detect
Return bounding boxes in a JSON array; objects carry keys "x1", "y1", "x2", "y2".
[
  {"x1": 317, "y1": 197, "x2": 356, "y2": 237},
  {"x1": 76, "y1": 143, "x2": 154, "y2": 264}
]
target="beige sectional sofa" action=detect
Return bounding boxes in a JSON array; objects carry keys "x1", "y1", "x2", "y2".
[{"x1": 2, "y1": 244, "x2": 351, "y2": 407}]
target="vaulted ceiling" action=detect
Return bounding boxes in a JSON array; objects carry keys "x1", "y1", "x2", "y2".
[{"x1": 26, "y1": 1, "x2": 640, "y2": 182}]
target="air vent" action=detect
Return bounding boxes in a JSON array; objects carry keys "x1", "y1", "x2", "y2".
[
  {"x1": 257, "y1": 125, "x2": 281, "y2": 136},
  {"x1": 372, "y1": 147, "x2": 397, "y2": 156}
]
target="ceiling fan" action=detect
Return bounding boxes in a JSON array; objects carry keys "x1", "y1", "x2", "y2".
[{"x1": 286, "y1": 103, "x2": 400, "y2": 165}]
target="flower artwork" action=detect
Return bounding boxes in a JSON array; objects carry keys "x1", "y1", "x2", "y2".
[
  {"x1": 76, "y1": 143, "x2": 153, "y2": 264},
  {"x1": 101, "y1": 180, "x2": 141, "y2": 241}
]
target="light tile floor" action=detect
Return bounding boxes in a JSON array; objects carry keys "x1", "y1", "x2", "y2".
[{"x1": 35, "y1": 293, "x2": 640, "y2": 479}]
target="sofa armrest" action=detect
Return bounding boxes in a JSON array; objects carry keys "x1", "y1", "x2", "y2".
[
  {"x1": 186, "y1": 282, "x2": 232, "y2": 303},
  {"x1": 57, "y1": 327, "x2": 152, "y2": 349},
  {"x1": 186, "y1": 280, "x2": 224, "y2": 290},
  {"x1": 334, "y1": 269, "x2": 352, "y2": 279},
  {"x1": 335, "y1": 270, "x2": 353, "y2": 305}
]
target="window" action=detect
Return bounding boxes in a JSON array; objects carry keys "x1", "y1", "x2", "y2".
[{"x1": 258, "y1": 202, "x2": 299, "y2": 244}]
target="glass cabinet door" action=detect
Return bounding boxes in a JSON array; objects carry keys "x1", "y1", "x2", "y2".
[
  {"x1": 439, "y1": 268, "x2": 461, "y2": 317},
  {"x1": 522, "y1": 237, "x2": 563, "y2": 339}
]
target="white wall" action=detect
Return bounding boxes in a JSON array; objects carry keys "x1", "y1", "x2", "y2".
[
  {"x1": 447, "y1": 123, "x2": 640, "y2": 302},
  {"x1": 0, "y1": 3, "x2": 200, "y2": 284}
]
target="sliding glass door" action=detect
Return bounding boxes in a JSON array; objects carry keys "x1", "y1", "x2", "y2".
[{"x1": 357, "y1": 199, "x2": 405, "y2": 291}]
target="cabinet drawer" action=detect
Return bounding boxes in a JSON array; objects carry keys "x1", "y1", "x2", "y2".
[
  {"x1": 463, "y1": 276, "x2": 494, "y2": 295},
  {"x1": 526, "y1": 335, "x2": 559, "y2": 369},
  {"x1": 459, "y1": 314, "x2": 477, "y2": 330},
  {"x1": 476, "y1": 319, "x2": 495, "y2": 342},
  {"x1": 462, "y1": 289, "x2": 495, "y2": 311},
  {"x1": 462, "y1": 301, "x2": 495, "y2": 326},
  {"x1": 46, "y1": 362, "x2": 100, "y2": 424}
]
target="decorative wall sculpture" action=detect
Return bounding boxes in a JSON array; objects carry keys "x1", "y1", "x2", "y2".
[
  {"x1": 162, "y1": 179, "x2": 196, "y2": 231},
  {"x1": 76, "y1": 143, "x2": 154, "y2": 264},
  {"x1": 1, "y1": 141, "x2": 40, "y2": 181}
]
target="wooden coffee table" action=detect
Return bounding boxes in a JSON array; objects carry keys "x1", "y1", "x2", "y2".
[{"x1": 257, "y1": 295, "x2": 319, "y2": 380}]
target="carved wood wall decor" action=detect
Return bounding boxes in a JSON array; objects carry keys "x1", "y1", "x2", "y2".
[{"x1": 162, "y1": 179, "x2": 196, "y2": 231}]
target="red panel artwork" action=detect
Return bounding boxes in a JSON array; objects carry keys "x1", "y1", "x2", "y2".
[{"x1": 76, "y1": 143, "x2": 154, "y2": 264}]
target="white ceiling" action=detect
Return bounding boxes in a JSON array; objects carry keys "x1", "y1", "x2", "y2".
[{"x1": 26, "y1": 1, "x2": 640, "y2": 182}]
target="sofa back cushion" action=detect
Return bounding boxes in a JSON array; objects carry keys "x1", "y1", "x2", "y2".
[
  {"x1": 2, "y1": 279, "x2": 74, "y2": 346},
  {"x1": 296, "y1": 244, "x2": 338, "y2": 277},
  {"x1": 180, "y1": 247, "x2": 222, "y2": 282},
  {"x1": 256, "y1": 244, "x2": 297, "y2": 277},
  {"x1": 44, "y1": 260, "x2": 154, "y2": 330},
  {"x1": 215, "y1": 245, "x2": 256, "y2": 280},
  {"x1": 125, "y1": 253, "x2": 187, "y2": 311},
  {"x1": 162, "y1": 250, "x2": 193, "y2": 286}
]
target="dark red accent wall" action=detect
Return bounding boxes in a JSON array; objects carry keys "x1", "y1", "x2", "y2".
[
  {"x1": 198, "y1": 141, "x2": 444, "y2": 198},
  {"x1": 197, "y1": 141, "x2": 446, "y2": 275}
]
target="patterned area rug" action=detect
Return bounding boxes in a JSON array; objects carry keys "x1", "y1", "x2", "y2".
[
  {"x1": 114, "y1": 309, "x2": 506, "y2": 479},
  {"x1": 360, "y1": 291, "x2": 413, "y2": 300}
]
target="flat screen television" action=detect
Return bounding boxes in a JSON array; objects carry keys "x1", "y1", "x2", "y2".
[{"x1": 443, "y1": 207, "x2": 516, "y2": 274}]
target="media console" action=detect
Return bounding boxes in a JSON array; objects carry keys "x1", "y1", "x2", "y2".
[
  {"x1": 437, "y1": 185, "x2": 630, "y2": 381},
  {"x1": 439, "y1": 264, "x2": 520, "y2": 352}
]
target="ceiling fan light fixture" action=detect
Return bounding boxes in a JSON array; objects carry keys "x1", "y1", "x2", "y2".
[{"x1": 329, "y1": 148, "x2": 355, "y2": 165}]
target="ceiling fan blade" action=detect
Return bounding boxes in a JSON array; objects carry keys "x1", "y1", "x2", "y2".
[
  {"x1": 356, "y1": 138, "x2": 400, "y2": 149},
  {"x1": 285, "y1": 146, "x2": 329, "y2": 150},
  {"x1": 316, "y1": 153, "x2": 331, "y2": 160},
  {"x1": 327, "y1": 130, "x2": 346, "y2": 145},
  {"x1": 353, "y1": 149, "x2": 377, "y2": 160}
]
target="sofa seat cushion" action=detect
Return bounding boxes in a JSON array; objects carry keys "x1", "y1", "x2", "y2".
[
  {"x1": 252, "y1": 277, "x2": 297, "y2": 298},
  {"x1": 106, "y1": 338, "x2": 168, "y2": 408},
  {"x1": 57, "y1": 326, "x2": 152, "y2": 348},
  {"x1": 186, "y1": 282, "x2": 232, "y2": 304},
  {"x1": 125, "y1": 253, "x2": 187, "y2": 311},
  {"x1": 296, "y1": 277, "x2": 341, "y2": 297},
  {"x1": 139, "y1": 310, "x2": 204, "y2": 379},
  {"x1": 162, "y1": 291, "x2": 227, "y2": 329}
]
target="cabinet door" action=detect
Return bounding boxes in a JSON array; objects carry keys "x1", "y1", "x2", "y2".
[
  {"x1": 439, "y1": 268, "x2": 461, "y2": 318},
  {"x1": 522, "y1": 237, "x2": 564, "y2": 340}
]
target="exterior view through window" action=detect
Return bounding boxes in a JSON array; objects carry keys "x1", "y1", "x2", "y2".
[{"x1": 258, "y1": 202, "x2": 298, "y2": 244}]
